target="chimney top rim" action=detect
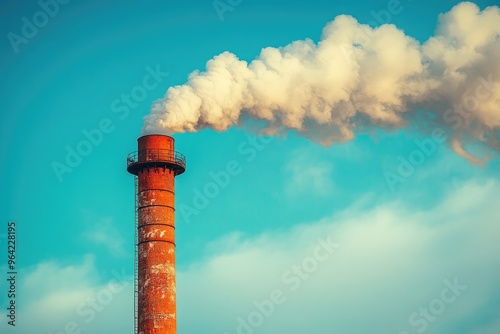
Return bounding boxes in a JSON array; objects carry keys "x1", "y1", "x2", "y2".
[{"x1": 137, "y1": 134, "x2": 175, "y2": 142}]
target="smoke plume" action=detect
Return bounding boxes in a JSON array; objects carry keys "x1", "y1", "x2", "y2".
[{"x1": 143, "y1": 2, "x2": 500, "y2": 161}]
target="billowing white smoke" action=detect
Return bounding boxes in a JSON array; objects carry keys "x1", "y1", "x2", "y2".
[{"x1": 143, "y1": 2, "x2": 500, "y2": 162}]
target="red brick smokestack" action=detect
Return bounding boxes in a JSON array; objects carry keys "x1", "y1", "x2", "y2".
[{"x1": 127, "y1": 135, "x2": 186, "y2": 334}]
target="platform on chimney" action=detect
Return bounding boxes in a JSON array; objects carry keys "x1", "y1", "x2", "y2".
[{"x1": 126, "y1": 149, "x2": 186, "y2": 175}]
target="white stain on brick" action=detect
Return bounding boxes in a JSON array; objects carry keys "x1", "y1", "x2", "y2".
[{"x1": 150, "y1": 263, "x2": 174, "y2": 275}]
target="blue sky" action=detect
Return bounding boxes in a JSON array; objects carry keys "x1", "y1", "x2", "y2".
[{"x1": 1, "y1": 0, "x2": 499, "y2": 333}]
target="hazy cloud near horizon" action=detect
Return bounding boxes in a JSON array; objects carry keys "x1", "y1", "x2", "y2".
[
  {"x1": 5, "y1": 178, "x2": 499, "y2": 334},
  {"x1": 177, "y1": 178, "x2": 500, "y2": 334}
]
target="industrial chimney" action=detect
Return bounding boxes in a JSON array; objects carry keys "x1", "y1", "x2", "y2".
[{"x1": 127, "y1": 135, "x2": 186, "y2": 334}]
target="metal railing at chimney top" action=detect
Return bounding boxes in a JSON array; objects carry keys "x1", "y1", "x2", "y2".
[{"x1": 127, "y1": 149, "x2": 186, "y2": 169}]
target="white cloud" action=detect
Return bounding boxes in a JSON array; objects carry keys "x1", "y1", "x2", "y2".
[
  {"x1": 0, "y1": 255, "x2": 133, "y2": 334},
  {"x1": 3, "y1": 180, "x2": 499, "y2": 334},
  {"x1": 177, "y1": 178, "x2": 500, "y2": 334},
  {"x1": 84, "y1": 216, "x2": 126, "y2": 257},
  {"x1": 284, "y1": 149, "x2": 334, "y2": 197}
]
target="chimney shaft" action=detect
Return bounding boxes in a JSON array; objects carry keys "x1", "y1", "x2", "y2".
[{"x1": 127, "y1": 135, "x2": 186, "y2": 334}]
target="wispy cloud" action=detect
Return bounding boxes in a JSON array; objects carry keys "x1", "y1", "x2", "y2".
[
  {"x1": 178, "y1": 178, "x2": 500, "y2": 334},
  {"x1": 2, "y1": 179, "x2": 498, "y2": 334},
  {"x1": 0, "y1": 255, "x2": 133, "y2": 334},
  {"x1": 284, "y1": 149, "x2": 334, "y2": 198},
  {"x1": 83, "y1": 216, "x2": 126, "y2": 257}
]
